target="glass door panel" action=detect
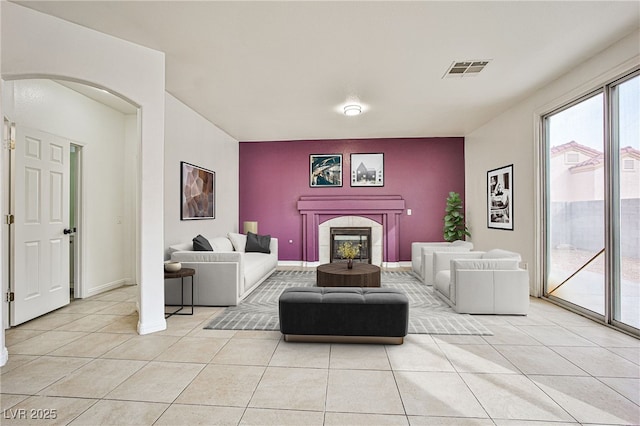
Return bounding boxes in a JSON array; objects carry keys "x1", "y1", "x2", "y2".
[
  {"x1": 614, "y1": 75, "x2": 640, "y2": 329},
  {"x1": 546, "y1": 93, "x2": 605, "y2": 316}
]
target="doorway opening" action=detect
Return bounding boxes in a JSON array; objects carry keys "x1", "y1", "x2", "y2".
[{"x1": 3, "y1": 78, "x2": 139, "y2": 327}]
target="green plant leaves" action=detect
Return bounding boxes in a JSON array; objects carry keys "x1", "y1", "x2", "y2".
[{"x1": 443, "y1": 191, "x2": 470, "y2": 242}]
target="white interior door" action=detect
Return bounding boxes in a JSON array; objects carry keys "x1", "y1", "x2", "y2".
[{"x1": 11, "y1": 126, "x2": 70, "y2": 325}]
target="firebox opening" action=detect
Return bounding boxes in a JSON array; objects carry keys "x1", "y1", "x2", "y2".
[{"x1": 330, "y1": 227, "x2": 372, "y2": 264}]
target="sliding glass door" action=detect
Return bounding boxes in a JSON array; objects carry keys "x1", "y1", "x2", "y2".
[
  {"x1": 613, "y1": 74, "x2": 639, "y2": 330},
  {"x1": 544, "y1": 70, "x2": 639, "y2": 334},
  {"x1": 546, "y1": 92, "x2": 605, "y2": 317}
]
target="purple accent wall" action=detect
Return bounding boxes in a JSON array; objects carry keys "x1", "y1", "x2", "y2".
[{"x1": 239, "y1": 137, "x2": 465, "y2": 261}]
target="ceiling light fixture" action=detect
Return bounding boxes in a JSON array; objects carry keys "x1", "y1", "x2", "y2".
[{"x1": 343, "y1": 104, "x2": 362, "y2": 116}]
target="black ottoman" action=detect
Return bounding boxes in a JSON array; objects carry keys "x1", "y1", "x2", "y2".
[{"x1": 278, "y1": 287, "x2": 409, "y2": 344}]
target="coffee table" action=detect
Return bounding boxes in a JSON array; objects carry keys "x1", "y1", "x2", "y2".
[{"x1": 316, "y1": 262, "x2": 381, "y2": 287}]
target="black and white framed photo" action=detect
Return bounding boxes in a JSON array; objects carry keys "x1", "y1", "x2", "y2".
[
  {"x1": 181, "y1": 161, "x2": 215, "y2": 220},
  {"x1": 351, "y1": 153, "x2": 384, "y2": 187},
  {"x1": 487, "y1": 164, "x2": 513, "y2": 230},
  {"x1": 310, "y1": 154, "x2": 343, "y2": 187}
]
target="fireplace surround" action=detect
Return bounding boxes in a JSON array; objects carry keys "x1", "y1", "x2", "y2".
[{"x1": 297, "y1": 195, "x2": 406, "y2": 267}]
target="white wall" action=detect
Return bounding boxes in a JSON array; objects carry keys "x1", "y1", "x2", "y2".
[
  {"x1": 164, "y1": 93, "x2": 239, "y2": 253},
  {"x1": 1, "y1": 2, "x2": 166, "y2": 336},
  {"x1": 465, "y1": 30, "x2": 640, "y2": 296},
  {"x1": 6, "y1": 79, "x2": 135, "y2": 296},
  {"x1": 0, "y1": 3, "x2": 6, "y2": 367},
  {"x1": 124, "y1": 114, "x2": 139, "y2": 281}
]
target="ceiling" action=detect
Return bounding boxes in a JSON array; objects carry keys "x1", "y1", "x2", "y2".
[{"x1": 14, "y1": 1, "x2": 640, "y2": 142}]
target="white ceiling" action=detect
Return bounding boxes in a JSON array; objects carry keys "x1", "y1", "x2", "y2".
[{"x1": 15, "y1": 1, "x2": 640, "y2": 142}]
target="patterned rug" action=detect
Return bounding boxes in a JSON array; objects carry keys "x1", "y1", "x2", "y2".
[{"x1": 204, "y1": 270, "x2": 492, "y2": 335}]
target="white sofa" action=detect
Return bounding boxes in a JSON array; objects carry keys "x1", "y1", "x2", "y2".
[
  {"x1": 432, "y1": 249, "x2": 529, "y2": 315},
  {"x1": 411, "y1": 240, "x2": 473, "y2": 284},
  {"x1": 166, "y1": 233, "x2": 278, "y2": 306}
]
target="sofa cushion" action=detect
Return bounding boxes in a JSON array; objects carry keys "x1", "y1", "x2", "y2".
[
  {"x1": 193, "y1": 234, "x2": 213, "y2": 251},
  {"x1": 452, "y1": 259, "x2": 520, "y2": 271},
  {"x1": 169, "y1": 242, "x2": 192, "y2": 254},
  {"x1": 210, "y1": 237, "x2": 234, "y2": 252},
  {"x1": 228, "y1": 233, "x2": 247, "y2": 252},
  {"x1": 432, "y1": 251, "x2": 483, "y2": 277},
  {"x1": 451, "y1": 240, "x2": 472, "y2": 247},
  {"x1": 244, "y1": 251, "x2": 278, "y2": 289},
  {"x1": 171, "y1": 251, "x2": 241, "y2": 263},
  {"x1": 245, "y1": 232, "x2": 271, "y2": 254},
  {"x1": 482, "y1": 249, "x2": 521, "y2": 260}
]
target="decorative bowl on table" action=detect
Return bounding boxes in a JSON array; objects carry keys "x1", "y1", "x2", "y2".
[{"x1": 164, "y1": 261, "x2": 182, "y2": 272}]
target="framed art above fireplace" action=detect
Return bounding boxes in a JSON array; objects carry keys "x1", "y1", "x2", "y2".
[
  {"x1": 351, "y1": 153, "x2": 384, "y2": 187},
  {"x1": 310, "y1": 154, "x2": 342, "y2": 187}
]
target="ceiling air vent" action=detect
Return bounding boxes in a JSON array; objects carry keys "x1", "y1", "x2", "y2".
[{"x1": 443, "y1": 60, "x2": 491, "y2": 78}]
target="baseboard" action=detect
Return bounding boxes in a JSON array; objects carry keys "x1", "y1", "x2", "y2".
[
  {"x1": 0, "y1": 346, "x2": 8, "y2": 367},
  {"x1": 84, "y1": 279, "x2": 129, "y2": 298},
  {"x1": 137, "y1": 318, "x2": 166, "y2": 335},
  {"x1": 278, "y1": 261, "x2": 305, "y2": 267}
]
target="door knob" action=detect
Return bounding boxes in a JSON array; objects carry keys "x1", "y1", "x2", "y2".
[{"x1": 63, "y1": 228, "x2": 73, "y2": 235}]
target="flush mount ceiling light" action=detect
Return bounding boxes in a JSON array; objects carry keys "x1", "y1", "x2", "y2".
[
  {"x1": 443, "y1": 60, "x2": 491, "y2": 78},
  {"x1": 343, "y1": 104, "x2": 362, "y2": 116}
]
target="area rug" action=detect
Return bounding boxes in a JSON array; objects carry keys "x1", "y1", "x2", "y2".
[{"x1": 204, "y1": 270, "x2": 492, "y2": 335}]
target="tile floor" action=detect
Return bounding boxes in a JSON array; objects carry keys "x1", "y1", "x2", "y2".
[{"x1": 1, "y1": 282, "x2": 639, "y2": 425}]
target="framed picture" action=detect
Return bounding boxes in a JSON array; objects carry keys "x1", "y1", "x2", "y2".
[
  {"x1": 487, "y1": 164, "x2": 513, "y2": 230},
  {"x1": 310, "y1": 154, "x2": 343, "y2": 187},
  {"x1": 351, "y1": 153, "x2": 384, "y2": 187},
  {"x1": 181, "y1": 161, "x2": 215, "y2": 220}
]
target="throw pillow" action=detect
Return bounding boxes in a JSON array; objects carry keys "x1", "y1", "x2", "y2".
[
  {"x1": 193, "y1": 234, "x2": 214, "y2": 251},
  {"x1": 227, "y1": 232, "x2": 247, "y2": 252},
  {"x1": 245, "y1": 232, "x2": 271, "y2": 254}
]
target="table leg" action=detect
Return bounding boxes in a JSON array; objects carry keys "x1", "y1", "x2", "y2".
[
  {"x1": 165, "y1": 274, "x2": 195, "y2": 318},
  {"x1": 170, "y1": 275, "x2": 194, "y2": 316}
]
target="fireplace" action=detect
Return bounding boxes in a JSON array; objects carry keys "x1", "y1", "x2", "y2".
[
  {"x1": 297, "y1": 195, "x2": 406, "y2": 266},
  {"x1": 330, "y1": 227, "x2": 372, "y2": 264}
]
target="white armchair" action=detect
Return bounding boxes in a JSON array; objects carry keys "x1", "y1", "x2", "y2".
[
  {"x1": 432, "y1": 249, "x2": 529, "y2": 315},
  {"x1": 411, "y1": 240, "x2": 473, "y2": 284}
]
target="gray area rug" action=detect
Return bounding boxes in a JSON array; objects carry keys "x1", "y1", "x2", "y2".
[{"x1": 205, "y1": 270, "x2": 492, "y2": 335}]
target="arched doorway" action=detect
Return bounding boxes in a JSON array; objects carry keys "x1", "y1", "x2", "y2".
[{"x1": 3, "y1": 78, "x2": 140, "y2": 326}]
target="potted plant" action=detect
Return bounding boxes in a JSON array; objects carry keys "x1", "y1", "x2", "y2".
[
  {"x1": 443, "y1": 191, "x2": 471, "y2": 242},
  {"x1": 337, "y1": 241, "x2": 361, "y2": 269}
]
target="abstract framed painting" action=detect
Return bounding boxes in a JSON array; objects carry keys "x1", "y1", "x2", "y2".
[
  {"x1": 310, "y1": 154, "x2": 343, "y2": 187},
  {"x1": 351, "y1": 153, "x2": 384, "y2": 187},
  {"x1": 181, "y1": 161, "x2": 215, "y2": 220},
  {"x1": 487, "y1": 164, "x2": 513, "y2": 230}
]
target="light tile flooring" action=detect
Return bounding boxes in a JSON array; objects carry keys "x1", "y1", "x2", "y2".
[{"x1": 1, "y1": 283, "x2": 639, "y2": 425}]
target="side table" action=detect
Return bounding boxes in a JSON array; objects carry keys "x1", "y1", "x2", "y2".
[{"x1": 164, "y1": 267, "x2": 195, "y2": 318}]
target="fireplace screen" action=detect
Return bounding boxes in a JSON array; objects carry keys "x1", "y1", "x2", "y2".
[{"x1": 330, "y1": 227, "x2": 372, "y2": 264}]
